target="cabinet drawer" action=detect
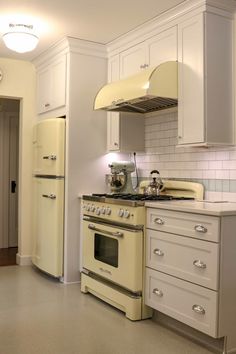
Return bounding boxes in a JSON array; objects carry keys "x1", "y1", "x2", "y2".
[
  {"x1": 146, "y1": 230, "x2": 219, "y2": 290},
  {"x1": 147, "y1": 208, "x2": 220, "y2": 242},
  {"x1": 145, "y1": 268, "x2": 218, "y2": 337}
]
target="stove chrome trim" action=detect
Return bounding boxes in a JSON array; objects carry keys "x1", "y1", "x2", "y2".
[
  {"x1": 83, "y1": 215, "x2": 144, "y2": 231},
  {"x1": 88, "y1": 223, "x2": 124, "y2": 238},
  {"x1": 82, "y1": 270, "x2": 142, "y2": 298}
]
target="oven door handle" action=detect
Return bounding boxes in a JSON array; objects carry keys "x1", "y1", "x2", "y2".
[{"x1": 88, "y1": 223, "x2": 123, "y2": 238}]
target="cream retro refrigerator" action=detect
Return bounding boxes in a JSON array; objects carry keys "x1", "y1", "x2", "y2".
[{"x1": 32, "y1": 118, "x2": 65, "y2": 277}]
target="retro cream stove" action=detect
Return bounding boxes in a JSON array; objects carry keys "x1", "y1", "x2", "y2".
[{"x1": 81, "y1": 180, "x2": 204, "y2": 320}]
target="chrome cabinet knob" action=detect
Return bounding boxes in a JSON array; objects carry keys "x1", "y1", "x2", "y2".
[
  {"x1": 193, "y1": 260, "x2": 207, "y2": 269},
  {"x1": 153, "y1": 248, "x2": 164, "y2": 257},
  {"x1": 192, "y1": 304, "x2": 205, "y2": 315},
  {"x1": 154, "y1": 217, "x2": 164, "y2": 225},
  {"x1": 153, "y1": 288, "x2": 163, "y2": 297},
  {"x1": 194, "y1": 224, "x2": 207, "y2": 233}
]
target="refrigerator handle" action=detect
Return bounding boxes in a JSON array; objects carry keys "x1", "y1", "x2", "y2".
[
  {"x1": 42, "y1": 194, "x2": 56, "y2": 200},
  {"x1": 43, "y1": 155, "x2": 57, "y2": 160}
]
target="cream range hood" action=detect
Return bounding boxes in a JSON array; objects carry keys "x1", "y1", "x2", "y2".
[{"x1": 94, "y1": 61, "x2": 178, "y2": 114}]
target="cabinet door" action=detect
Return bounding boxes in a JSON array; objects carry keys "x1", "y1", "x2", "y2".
[
  {"x1": 50, "y1": 56, "x2": 67, "y2": 110},
  {"x1": 177, "y1": 14, "x2": 204, "y2": 145},
  {"x1": 36, "y1": 55, "x2": 67, "y2": 114},
  {"x1": 119, "y1": 42, "x2": 147, "y2": 79},
  {"x1": 148, "y1": 26, "x2": 177, "y2": 67},
  {"x1": 37, "y1": 67, "x2": 52, "y2": 114},
  {"x1": 107, "y1": 55, "x2": 120, "y2": 151},
  {"x1": 107, "y1": 114, "x2": 120, "y2": 151}
]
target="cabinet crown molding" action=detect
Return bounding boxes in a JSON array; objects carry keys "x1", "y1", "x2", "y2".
[
  {"x1": 107, "y1": 0, "x2": 235, "y2": 56},
  {"x1": 33, "y1": 36, "x2": 107, "y2": 68}
]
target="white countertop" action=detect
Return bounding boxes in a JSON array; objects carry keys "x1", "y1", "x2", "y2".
[{"x1": 144, "y1": 200, "x2": 236, "y2": 216}]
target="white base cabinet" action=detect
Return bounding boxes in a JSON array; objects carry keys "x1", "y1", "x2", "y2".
[{"x1": 145, "y1": 207, "x2": 236, "y2": 352}]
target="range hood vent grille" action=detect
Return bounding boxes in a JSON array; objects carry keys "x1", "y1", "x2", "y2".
[
  {"x1": 94, "y1": 61, "x2": 178, "y2": 114},
  {"x1": 109, "y1": 96, "x2": 178, "y2": 113}
]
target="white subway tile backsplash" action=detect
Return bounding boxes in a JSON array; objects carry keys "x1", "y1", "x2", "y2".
[
  {"x1": 197, "y1": 161, "x2": 209, "y2": 169},
  {"x1": 229, "y1": 170, "x2": 236, "y2": 179},
  {"x1": 139, "y1": 110, "x2": 236, "y2": 200},
  {"x1": 209, "y1": 161, "x2": 223, "y2": 170},
  {"x1": 215, "y1": 151, "x2": 230, "y2": 160},
  {"x1": 215, "y1": 170, "x2": 229, "y2": 179},
  {"x1": 223, "y1": 160, "x2": 236, "y2": 170}
]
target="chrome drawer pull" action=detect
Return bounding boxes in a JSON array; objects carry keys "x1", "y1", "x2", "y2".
[
  {"x1": 154, "y1": 217, "x2": 164, "y2": 225},
  {"x1": 193, "y1": 260, "x2": 207, "y2": 269},
  {"x1": 42, "y1": 193, "x2": 56, "y2": 199},
  {"x1": 194, "y1": 224, "x2": 207, "y2": 233},
  {"x1": 192, "y1": 304, "x2": 205, "y2": 315},
  {"x1": 153, "y1": 288, "x2": 163, "y2": 297},
  {"x1": 88, "y1": 224, "x2": 123, "y2": 238},
  {"x1": 153, "y1": 248, "x2": 164, "y2": 257}
]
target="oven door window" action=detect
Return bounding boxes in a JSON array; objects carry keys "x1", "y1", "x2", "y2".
[{"x1": 94, "y1": 233, "x2": 118, "y2": 268}]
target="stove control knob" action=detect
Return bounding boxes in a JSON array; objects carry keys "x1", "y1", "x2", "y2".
[
  {"x1": 86, "y1": 204, "x2": 91, "y2": 212},
  {"x1": 101, "y1": 206, "x2": 106, "y2": 214},
  {"x1": 95, "y1": 207, "x2": 101, "y2": 216},
  {"x1": 124, "y1": 210, "x2": 130, "y2": 218},
  {"x1": 105, "y1": 207, "x2": 111, "y2": 215},
  {"x1": 90, "y1": 205, "x2": 95, "y2": 212},
  {"x1": 118, "y1": 209, "x2": 124, "y2": 217}
]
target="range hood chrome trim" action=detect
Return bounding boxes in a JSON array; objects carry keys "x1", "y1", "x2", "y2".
[{"x1": 94, "y1": 61, "x2": 178, "y2": 114}]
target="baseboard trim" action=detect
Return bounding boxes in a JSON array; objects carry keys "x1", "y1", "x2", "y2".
[{"x1": 16, "y1": 253, "x2": 32, "y2": 266}]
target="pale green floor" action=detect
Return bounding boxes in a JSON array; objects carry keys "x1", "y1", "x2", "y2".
[{"x1": 0, "y1": 266, "x2": 215, "y2": 354}]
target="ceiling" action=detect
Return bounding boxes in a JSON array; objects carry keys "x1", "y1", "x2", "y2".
[{"x1": 0, "y1": 0, "x2": 186, "y2": 61}]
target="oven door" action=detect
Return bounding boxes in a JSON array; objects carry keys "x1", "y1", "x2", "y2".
[{"x1": 82, "y1": 219, "x2": 143, "y2": 293}]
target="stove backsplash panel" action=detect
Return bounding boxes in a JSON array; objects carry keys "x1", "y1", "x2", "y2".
[{"x1": 135, "y1": 109, "x2": 236, "y2": 202}]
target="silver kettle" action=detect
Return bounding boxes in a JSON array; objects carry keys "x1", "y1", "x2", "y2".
[{"x1": 145, "y1": 170, "x2": 164, "y2": 196}]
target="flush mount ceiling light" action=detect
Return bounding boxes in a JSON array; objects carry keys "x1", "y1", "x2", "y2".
[{"x1": 3, "y1": 24, "x2": 39, "y2": 53}]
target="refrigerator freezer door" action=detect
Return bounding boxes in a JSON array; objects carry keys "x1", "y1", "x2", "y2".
[
  {"x1": 33, "y1": 118, "x2": 65, "y2": 177},
  {"x1": 32, "y1": 177, "x2": 64, "y2": 277}
]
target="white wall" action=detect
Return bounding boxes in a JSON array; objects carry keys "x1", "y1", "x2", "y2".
[
  {"x1": 136, "y1": 108, "x2": 236, "y2": 201},
  {"x1": 0, "y1": 58, "x2": 36, "y2": 263}
]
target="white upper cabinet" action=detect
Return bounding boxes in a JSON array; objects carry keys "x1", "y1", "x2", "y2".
[
  {"x1": 37, "y1": 55, "x2": 67, "y2": 114},
  {"x1": 120, "y1": 42, "x2": 147, "y2": 79},
  {"x1": 119, "y1": 26, "x2": 177, "y2": 79},
  {"x1": 178, "y1": 12, "x2": 234, "y2": 146},
  {"x1": 147, "y1": 26, "x2": 177, "y2": 67}
]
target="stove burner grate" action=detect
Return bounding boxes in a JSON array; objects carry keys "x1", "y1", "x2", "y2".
[{"x1": 92, "y1": 193, "x2": 194, "y2": 201}]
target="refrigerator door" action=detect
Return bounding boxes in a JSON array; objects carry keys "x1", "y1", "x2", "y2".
[
  {"x1": 33, "y1": 118, "x2": 65, "y2": 177},
  {"x1": 32, "y1": 177, "x2": 64, "y2": 277}
]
